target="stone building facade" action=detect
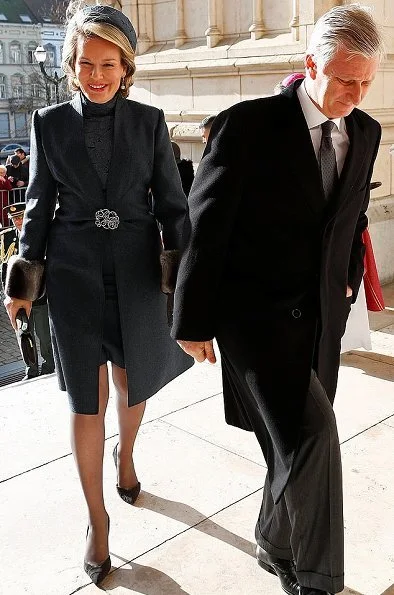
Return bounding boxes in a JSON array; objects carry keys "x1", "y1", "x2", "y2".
[
  {"x1": 116, "y1": 0, "x2": 394, "y2": 283},
  {"x1": 0, "y1": 0, "x2": 65, "y2": 145}
]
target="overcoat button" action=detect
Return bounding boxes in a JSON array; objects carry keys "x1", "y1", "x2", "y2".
[{"x1": 292, "y1": 309, "x2": 302, "y2": 319}]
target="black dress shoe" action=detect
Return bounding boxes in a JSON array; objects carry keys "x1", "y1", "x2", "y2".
[
  {"x1": 112, "y1": 443, "x2": 141, "y2": 505},
  {"x1": 299, "y1": 589, "x2": 334, "y2": 595},
  {"x1": 256, "y1": 545, "x2": 299, "y2": 595},
  {"x1": 84, "y1": 517, "x2": 111, "y2": 585}
]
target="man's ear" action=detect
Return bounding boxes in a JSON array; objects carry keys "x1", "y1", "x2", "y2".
[{"x1": 305, "y1": 54, "x2": 317, "y2": 79}]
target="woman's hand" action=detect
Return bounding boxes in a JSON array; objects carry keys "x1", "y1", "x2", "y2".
[
  {"x1": 177, "y1": 340, "x2": 216, "y2": 364},
  {"x1": 3, "y1": 296, "x2": 32, "y2": 330}
]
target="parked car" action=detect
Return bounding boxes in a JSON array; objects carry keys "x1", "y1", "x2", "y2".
[{"x1": 0, "y1": 143, "x2": 30, "y2": 160}]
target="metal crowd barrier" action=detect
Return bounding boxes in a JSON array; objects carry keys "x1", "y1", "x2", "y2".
[{"x1": 0, "y1": 188, "x2": 26, "y2": 228}]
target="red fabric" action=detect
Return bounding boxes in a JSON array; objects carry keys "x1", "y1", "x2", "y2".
[{"x1": 362, "y1": 229, "x2": 385, "y2": 311}]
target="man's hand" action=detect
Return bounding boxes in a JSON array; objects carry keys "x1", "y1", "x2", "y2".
[
  {"x1": 346, "y1": 285, "x2": 353, "y2": 298},
  {"x1": 177, "y1": 340, "x2": 217, "y2": 364},
  {"x1": 16, "y1": 180, "x2": 25, "y2": 187}
]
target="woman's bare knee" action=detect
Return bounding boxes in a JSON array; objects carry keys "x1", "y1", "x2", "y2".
[{"x1": 112, "y1": 364, "x2": 128, "y2": 400}]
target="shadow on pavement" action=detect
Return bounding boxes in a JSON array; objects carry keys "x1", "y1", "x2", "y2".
[
  {"x1": 102, "y1": 562, "x2": 190, "y2": 594},
  {"x1": 135, "y1": 490, "x2": 258, "y2": 557},
  {"x1": 341, "y1": 352, "x2": 394, "y2": 381}
]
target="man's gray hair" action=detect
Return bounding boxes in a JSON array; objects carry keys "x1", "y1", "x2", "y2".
[{"x1": 307, "y1": 4, "x2": 385, "y2": 65}]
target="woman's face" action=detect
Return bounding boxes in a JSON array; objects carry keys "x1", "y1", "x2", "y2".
[{"x1": 74, "y1": 35, "x2": 126, "y2": 103}]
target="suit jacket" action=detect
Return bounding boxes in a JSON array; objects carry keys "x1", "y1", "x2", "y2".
[
  {"x1": 14, "y1": 92, "x2": 192, "y2": 414},
  {"x1": 172, "y1": 82, "x2": 381, "y2": 501}
]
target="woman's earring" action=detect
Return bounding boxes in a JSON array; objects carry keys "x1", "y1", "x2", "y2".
[{"x1": 120, "y1": 77, "x2": 126, "y2": 90}]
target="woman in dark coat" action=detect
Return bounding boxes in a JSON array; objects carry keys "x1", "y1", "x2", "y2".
[{"x1": 4, "y1": 4, "x2": 192, "y2": 584}]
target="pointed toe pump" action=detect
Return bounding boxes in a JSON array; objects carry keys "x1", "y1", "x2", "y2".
[
  {"x1": 84, "y1": 517, "x2": 111, "y2": 585},
  {"x1": 113, "y1": 443, "x2": 141, "y2": 505},
  {"x1": 84, "y1": 555, "x2": 111, "y2": 586}
]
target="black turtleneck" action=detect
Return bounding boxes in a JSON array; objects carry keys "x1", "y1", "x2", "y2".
[{"x1": 81, "y1": 92, "x2": 118, "y2": 188}]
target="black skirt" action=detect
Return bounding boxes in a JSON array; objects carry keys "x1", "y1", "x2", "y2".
[{"x1": 99, "y1": 247, "x2": 125, "y2": 368}]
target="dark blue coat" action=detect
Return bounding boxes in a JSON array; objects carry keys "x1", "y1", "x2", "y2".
[{"x1": 20, "y1": 93, "x2": 192, "y2": 414}]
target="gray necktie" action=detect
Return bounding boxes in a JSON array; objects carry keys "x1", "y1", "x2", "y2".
[{"x1": 319, "y1": 120, "x2": 338, "y2": 200}]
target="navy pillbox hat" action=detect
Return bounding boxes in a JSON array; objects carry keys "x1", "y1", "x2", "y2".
[{"x1": 82, "y1": 5, "x2": 137, "y2": 51}]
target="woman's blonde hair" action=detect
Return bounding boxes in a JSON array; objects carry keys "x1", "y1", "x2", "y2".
[{"x1": 62, "y1": 9, "x2": 136, "y2": 97}]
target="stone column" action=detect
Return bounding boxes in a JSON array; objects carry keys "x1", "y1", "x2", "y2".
[
  {"x1": 249, "y1": 0, "x2": 265, "y2": 41},
  {"x1": 175, "y1": 0, "x2": 187, "y2": 48},
  {"x1": 121, "y1": 0, "x2": 139, "y2": 37},
  {"x1": 205, "y1": 0, "x2": 222, "y2": 48},
  {"x1": 289, "y1": 0, "x2": 300, "y2": 41},
  {"x1": 135, "y1": 0, "x2": 154, "y2": 54}
]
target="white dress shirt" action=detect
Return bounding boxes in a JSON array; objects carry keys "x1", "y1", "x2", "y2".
[{"x1": 297, "y1": 81, "x2": 349, "y2": 177}]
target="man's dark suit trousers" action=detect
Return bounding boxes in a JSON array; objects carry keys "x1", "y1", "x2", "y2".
[{"x1": 255, "y1": 370, "x2": 344, "y2": 593}]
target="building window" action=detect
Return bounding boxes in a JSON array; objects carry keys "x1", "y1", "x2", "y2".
[
  {"x1": 31, "y1": 83, "x2": 41, "y2": 98},
  {"x1": 12, "y1": 75, "x2": 23, "y2": 99},
  {"x1": 0, "y1": 113, "x2": 10, "y2": 138},
  {"x1": 44, "y1": 44, "x2": 56, "y2": 66},
  {"x1": 0, "y1": 74, "x2": 6, "y2": 99},
  {"x1": 27, "y1": 43, "x2": 37, "y2": 64},
  {"x1": 15, "y1": 112, "x2": 28, "y2": 137},
  {"x1": 10, "y1": 42, "x2": 21, "y2": 64},
  {"x1": 50, "y1": 84, "x2": 57, "y2": 100},
  {"x1": 0, "y1": 42, "x2": 3, "y2": 64}
]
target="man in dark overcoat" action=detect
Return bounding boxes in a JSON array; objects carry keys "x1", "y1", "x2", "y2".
[
  {"x1": 172, "y1": 5, "x2": 383, "y2": 595},
  {"x1": 0, "y1": 203, "x2": 54, "y2": 378}
]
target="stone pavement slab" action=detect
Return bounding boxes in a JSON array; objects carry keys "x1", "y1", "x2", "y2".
[
  {"x1": 0, "y1": 329, "x2": 393, "y2": 595},
  {"x1": 0, "y1": 417, "x2": 263, "y2": 595},
  {"x1": 163, "y1": 393, "x2": 265, "y2": 465},
  {"x1": 0, "y1": 361, "x2": 220, "y2": 482},
  {"x1": 341, "y1": 424, "x2": 394, "y2": 595}
]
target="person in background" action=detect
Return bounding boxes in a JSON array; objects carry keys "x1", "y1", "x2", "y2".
[
  {"x1": 172, "y1": 5, "x2": 383, "y2": 594},
  {"x1": 171, "y1": 141, "x2": 194, "y2": 197},
  {"x1": 0, "y1": 203, "x2": 54, "y2": 379},
  {"x1": 15, "y1": 149, "x2": 30, "y2": 175},
  {"x1": 6, "y1": 155, "x2": 28, "y2": 189},
  {"x1": 0, "y1": 165, "x2": 13, "y2": 228},
  {"x1": 199, "y1": 115, "x2": 216, "y2": 144},
  {"x1": 4, "y1": 4, "x2": 191, "y2": 585},
  {"x1": 6, "y1": 148, "x2": 30, "y2": 170},
  {"x1": 0, "y1": 164, "x2": 12, "y2": 192},
  {"x1": 273, "y1": 72, "x2": 306, "y2": 95}
]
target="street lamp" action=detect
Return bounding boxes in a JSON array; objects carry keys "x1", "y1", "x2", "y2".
[{"x1": 34, "y1": 45, "x2": 66, "y2": 105}]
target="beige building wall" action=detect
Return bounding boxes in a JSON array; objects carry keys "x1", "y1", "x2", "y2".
[{"x1": 120, "y1": 0, "x2": 394, "y2": 283}]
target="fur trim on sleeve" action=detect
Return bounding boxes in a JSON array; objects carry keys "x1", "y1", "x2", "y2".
[
  {"x1": 5, "y1": 255, "x2": 45, "y2": 301},
  {"x1": 160, "y1": 249, "x2": 179, "y2": 294}
]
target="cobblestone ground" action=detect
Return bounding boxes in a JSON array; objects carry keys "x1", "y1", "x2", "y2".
[{"x1": 0, "y1": 289, "x2": 22, "y2": 366}]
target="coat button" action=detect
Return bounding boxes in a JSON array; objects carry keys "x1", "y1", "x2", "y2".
[{"x1": 292, "y1": 309, "x2": 302, "y2": 319}]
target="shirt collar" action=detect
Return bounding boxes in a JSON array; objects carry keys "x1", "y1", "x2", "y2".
[{"x1": 297, "y1": 80, "x2": 343, "y2": 132}]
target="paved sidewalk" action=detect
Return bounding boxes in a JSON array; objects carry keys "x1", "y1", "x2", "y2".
[{"x1": 0, "y1": 289, "x2": 393, "y2": 595}]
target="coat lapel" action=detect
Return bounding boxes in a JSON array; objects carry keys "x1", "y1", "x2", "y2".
[
  {"x1": 69, "y1": 93, "x2": 105, "y2": 205},
  {"x1": 105, "y1": 96, "x2": 134, "y2": 207},
  {"x1": 280, "y1": 84, "x2": 326, "y2": 215}
]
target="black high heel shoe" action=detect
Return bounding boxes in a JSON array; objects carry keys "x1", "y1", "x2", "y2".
[
  {"x1": 113, "y1": 443, "x2": 141, "y2": 505},
  {"x1": 84, "y1": 515, "x2": 111, "y2": 585}
]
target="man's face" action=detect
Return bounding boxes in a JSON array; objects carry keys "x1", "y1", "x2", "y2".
[
  {"x1": 11, "y1": 213, "x2": 24, "y2": 232},
  {"x1": 15, "y1": 150, "x2": 25, "y2": 160},
  {"x1": 305, "y1": 47, "x2": 379, "y2": 118},
  {"x1": 201, "y1": 126, "x2": 211, "y2": 144}
]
